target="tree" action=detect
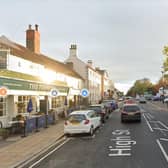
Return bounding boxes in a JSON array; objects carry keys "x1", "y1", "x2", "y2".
[{"x1": 126, "y1": 78, "x2": 154, "y2": 96}]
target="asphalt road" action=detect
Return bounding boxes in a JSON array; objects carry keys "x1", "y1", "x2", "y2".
[{"x1": 32, "y1": 102, "x2": 168, "y2": 168}]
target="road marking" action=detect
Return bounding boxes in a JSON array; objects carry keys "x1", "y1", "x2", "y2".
[
  {"x1": 108, "y1": 130, "x2": 136, "y2": 157},
  {"x1": 153, "y1": 128, "x2": 168, "y2": 131},
  {"x1": 147, "y1": 113, "x2": 154, "y2": 119},
  {"x1": 145, "y1": 114, "x2": 152, "y2": 120},
  {"x1": 29, "y1": 138, "x2": 70, "y2": 168},
  {"x1": 143, "y1": 113, "x2": 154, "y2": 132},
  {"x1": 156, "y1": 139, "x2": 168, "y2": 163},
  {"x1": 158, "y1": 121, "x2": 168, "y2": 130},
  {"x1": 160, "y1": 138, "x2": 168, "y2": 142}
]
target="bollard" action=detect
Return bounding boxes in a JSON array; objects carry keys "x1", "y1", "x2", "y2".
[
  {"x1": 45, "y1": 114, "x2": 48, "y2": 128},
  {"x1": 21, "y1": 120, "x2": 27, "y2": 138},
  {"x1": 35, "y1": 116, "x2": 40, "y2": 132}
]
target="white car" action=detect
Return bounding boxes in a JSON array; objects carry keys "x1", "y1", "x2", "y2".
[{"x1": 64, "y1": 110, "x2": 101, "y2": 136}]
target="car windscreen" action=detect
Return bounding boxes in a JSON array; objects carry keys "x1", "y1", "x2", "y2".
[
  {"x1": 123, "y1": 106, "x2": 140, "y2": 112},
  {"x1": 68, "y1": 114, "x2": 86, "y2": 122},
  {"x1": 88, "y1": 107, "x2": 101, "y2": 113}
]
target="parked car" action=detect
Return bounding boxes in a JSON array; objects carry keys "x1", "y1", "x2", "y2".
[
  {"x1": 139, "y1": 97, "x2": 146, "y2": 103},
  {"x1": 102, "y1": 100, "x2": 113, "y2": 113},
  {"x1": 164, "y1": 96, "x2": 168, "y2": 103},
  {"x1": 121, "y1": 104, "x2": 141, "y2": 122},
  {"x1": 64, "y1": 110, "x2": 101, "y2": 136},
  {"x1": 87, "y1": 104, "x2": 108, "y2": 123},
  {"x1": 152, "y1": 96, "x2": 160, "y2": 101},
  {"x1": 110, "y1": 100, "x2": 118, "y2": 110}
]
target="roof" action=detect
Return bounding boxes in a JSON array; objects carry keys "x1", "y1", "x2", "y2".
[
  {"x1": 89, "y1": 104, "x2": 103, "y2": 107},
  {"x1": 70, "y1": 110, "x2": 94, "y2": 115},
  {"x1": 0, "y1": 36, "x2": 83, "y2": 80},
  {"x1": 123, "y1": 103, "x2": 139, "y2": 107}
]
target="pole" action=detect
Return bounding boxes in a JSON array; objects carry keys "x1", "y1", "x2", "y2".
[{"x1": 45, "y1": 96, "x2": 48, "y2": 128}]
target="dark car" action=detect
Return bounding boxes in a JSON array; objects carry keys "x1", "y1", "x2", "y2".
[
  {"x1": 121, "y1": 104, "x2": 141, "y2": 122},
  {"x1": 88, "y1": 104, "x2": 108, "y2": 123},
  {"x1": 102, "y1": 100, "x2": 117, "y2": 113}
]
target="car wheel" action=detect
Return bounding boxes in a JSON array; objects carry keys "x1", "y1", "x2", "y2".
[{"x1": 89, "y1": 126, "x2": 94, "y2": 136}]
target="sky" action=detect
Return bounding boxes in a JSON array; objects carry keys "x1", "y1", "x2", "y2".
[{"x1": 1, "y1": 0, "x2": 168, "y2": 94}]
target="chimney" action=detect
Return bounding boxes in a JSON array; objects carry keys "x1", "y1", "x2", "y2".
[
  {"x1": 69, "y1": 44, "x2": 77, "y2": 57},
  {"x1": 66, "y1": 62, "x2": 74, "y2": 69},
  {"x1": 26, "y1": 24, "x2": 40, "y2": 54},
  {"x1": 87, "y1": 60, "x2": 93, "y2": 67}
]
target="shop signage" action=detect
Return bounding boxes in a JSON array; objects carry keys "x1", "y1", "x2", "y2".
[
  {"x1": 0, "y1": 87, "x2": 8, "y2": 96},
  {"x1": 50, "y1": 89, "x2": 59, "y2": 97},
  {"x1": 80, "y1": 88, "x2": 89, "y2": 97},
  {"x1": 0, "y1": 77, "x2": 68, "y2": 93}
]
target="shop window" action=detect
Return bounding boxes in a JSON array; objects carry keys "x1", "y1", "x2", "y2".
[
  {"x1": 0, "y1": 97, "x2": 6, "y2": 116},
  {"x1": 18, "y1": 96, "x2": 31, "y2": 113},
  {"x1": 51, "y1": 96, "x2": 66, "y2": 108}
]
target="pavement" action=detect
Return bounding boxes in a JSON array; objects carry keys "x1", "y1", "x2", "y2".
[{"x1": 0, "y1": 119, "x2": 64, "y2": 168}]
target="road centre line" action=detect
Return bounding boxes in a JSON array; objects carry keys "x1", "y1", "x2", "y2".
[
  {"x1": 29, "y1": 138, "x2": 70, "y2": 168},
  {"x1": 156, "y1": 139, "x2": 168, "y2": 163},
  {"x1": 143, "y1": 113, "x2": 153, "y2": 132}
]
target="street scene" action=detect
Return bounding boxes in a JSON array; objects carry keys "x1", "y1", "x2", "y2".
[
  {"x1": 1, "y1": 0, "x2": 168, "y2": 168},
  {"x1": 29, "y1": 102, "x2": 168, "y2": 168}
]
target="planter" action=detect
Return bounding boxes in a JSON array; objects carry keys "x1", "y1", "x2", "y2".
[{"x1": 0, "y1": 128, "x2": 9, "y2": 139}]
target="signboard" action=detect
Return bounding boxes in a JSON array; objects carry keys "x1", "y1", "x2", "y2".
[
  {"x1": 0, "y1": 87, "x2": 8, "y2": 96},
  {"x1": 0, "y1": 77, "x2": 68, "y2": 93},
  {"x1": 50, "y1": 89, "x2": 59, "y2": 97},
  {"x1": 80, "y1": 88, "x2": 89, "y2": 98}
]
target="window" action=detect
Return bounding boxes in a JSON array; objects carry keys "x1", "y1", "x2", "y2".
[
  {"x1": 0, "y1": 97, "x2": 7, "y2": 116},
  {"x1": 51, "y1": 96, "x2": 66, "y2": 108},
  {"x1": 18, "y1": 96, "x2": 30, "y2": 113},
  {"x1": 0, "y1": 50, "x2": 8, "y2": 69},
  {"x1": 123, "y1": 105, "x2": 140, "y2": 112}
]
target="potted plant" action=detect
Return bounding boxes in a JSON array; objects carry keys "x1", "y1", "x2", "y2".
[{"x1": 0, "y1": 128, "x2": 9, "y2": 139}]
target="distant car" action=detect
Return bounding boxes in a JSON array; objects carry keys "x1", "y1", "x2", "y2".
[
  {"x1": 152, "y1": 96, "x2": 160, "y2": 101},
  {"x1": 64, "y1": 110, "x2": 101, "y2": 136},
  {"x1": 102, "y1": 100, "x2": 113, "y2": 113},
  {"x1": 139, "y1": 97, "x2": 146, "y2": 103},
  {"x1": 121, "y1": 104, "x2": 141, "y2": 122},
  {"x1": 87, "y1": 104, "x2": 108, "y2": 123},
  {"x1": 164, "y1": 96, "x2": 168, "y2": 103}
]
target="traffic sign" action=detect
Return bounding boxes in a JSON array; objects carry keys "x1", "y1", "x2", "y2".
[
  {"x1": 50, "y1": 89, "x2": 59, "y2": 97},
  {"x1": 81, "y1": 88, "x2": 89, "y2": 97}
]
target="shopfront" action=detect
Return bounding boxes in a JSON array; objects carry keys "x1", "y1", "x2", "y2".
[{"x1": 0, "y1": 77, "x2": 69, "y2": 127}]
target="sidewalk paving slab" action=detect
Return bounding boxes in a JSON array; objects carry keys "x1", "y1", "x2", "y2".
[{"x1": 0, "y1": 120, "x2": 64, "y2": 168}]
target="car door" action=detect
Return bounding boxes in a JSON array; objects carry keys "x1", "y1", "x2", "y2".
[{"x1": 87, "y1": 111, "x2": 97, "y2": 129}]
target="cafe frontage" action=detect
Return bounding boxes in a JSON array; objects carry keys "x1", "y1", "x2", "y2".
[{"x1": 0, "y1": 76, "x2": 69, "y2": 128}]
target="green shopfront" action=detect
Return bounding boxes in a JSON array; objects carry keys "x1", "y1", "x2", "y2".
[{"x1": 0, "y1": 77, "x2": 69, "y2": 128}]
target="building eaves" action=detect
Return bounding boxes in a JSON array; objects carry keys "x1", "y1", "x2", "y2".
[{"x1": 0, "y1": 36, "x2": 83, "y2": 80}]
